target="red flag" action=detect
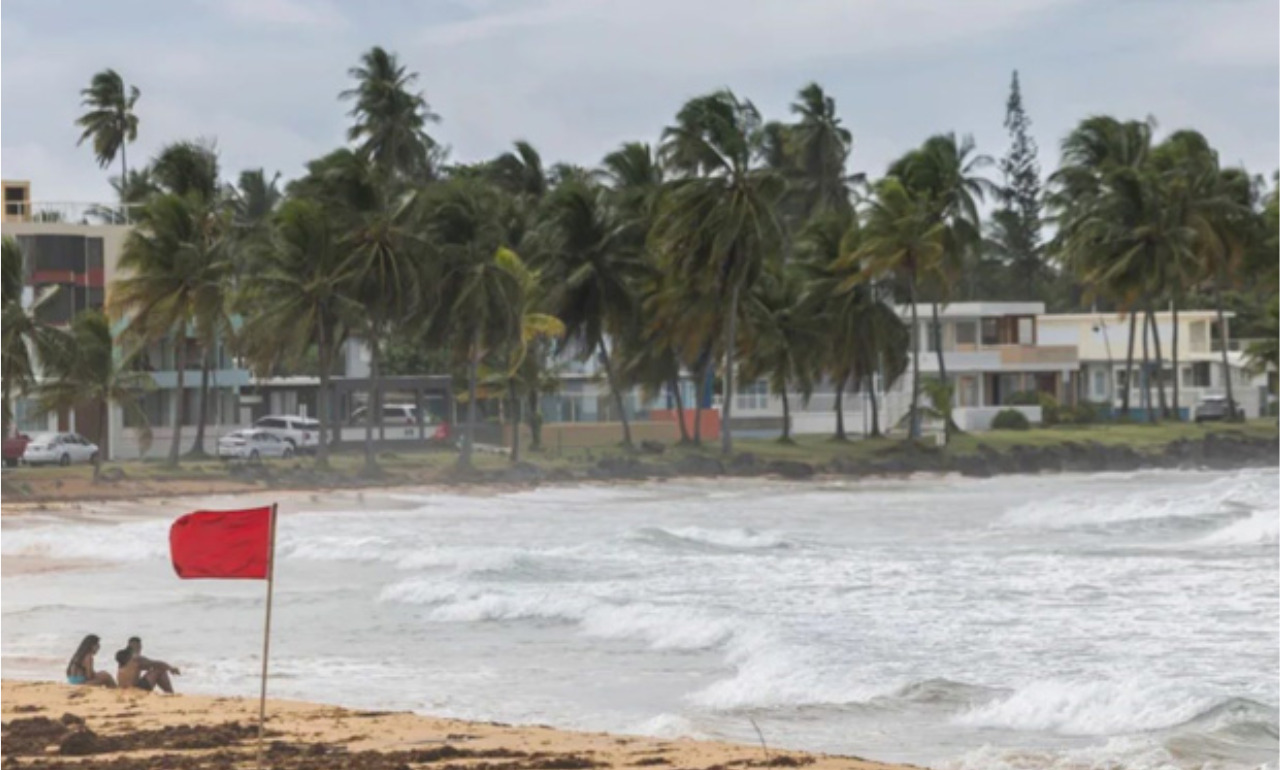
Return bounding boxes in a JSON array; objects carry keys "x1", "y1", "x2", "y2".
[{"x1": 170, "y1": 507, "x2": 273, "y2": 579}]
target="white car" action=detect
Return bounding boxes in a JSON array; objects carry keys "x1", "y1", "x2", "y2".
[
  {"x1": 349, "y1": 403, "x2": 422, "y2": 426},
  {"x1": 252, "y1": 415, "x2": 320, "y2": 453},
  {"x1": 23, "y1": 432, "x2": 99, "y2": 466},
  {"x1": 217, "y1": 429, "x2": 295, "y2": 461}
]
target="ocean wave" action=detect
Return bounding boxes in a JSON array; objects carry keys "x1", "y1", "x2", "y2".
[
  {"x1": 1195, "y1": 511, "x2": 1279, "y2": 547},
  {"x1": 380, "y1": 581, "x2": 739, "y2": 651},
  {"x1": 953, "y1": 677, "x2": 1230, "y2": 735},
  {"x1": 628, "y1": 526, "x2": 792, "y2": 552},
  {"x1": 0, "y1": 519, "x2": 170, "y2": 562}
]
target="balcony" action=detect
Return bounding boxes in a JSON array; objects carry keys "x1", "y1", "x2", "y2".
[
  {"x1": 997, "y1": 345, "x2": 1078, "y2": 367},
  {"x1": 3, "y1": 201, "x2": 142, "y2": 226}
]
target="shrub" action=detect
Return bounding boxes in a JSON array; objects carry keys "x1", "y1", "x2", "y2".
[
  {"x1": 992, "y1": 409, "x2": 1031, "y2": 431},
  {"x1": 1063, "y1": 402, "x2": 1099, "y2": 425},
  {"x1": 1037, "y1": 392, "x2": 1061, "y2": 425},
  {"x1": 1005, "y1": 391, "x2": 1040, "y2": 406}
]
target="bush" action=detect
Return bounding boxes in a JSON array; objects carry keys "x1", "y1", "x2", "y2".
[
  {"x1": 1005, "y1": 391, "x2": 1040, "y2": 406},
  {"x1": 992, "y1": 409, "x2": 1031, "y2": 431},
  {"x1": 1037, "y1": 392, "x2": 1061, "y2": 425},
  {"x1": 1056, "y1": 402, "x2": 1099, "y2": 425}
]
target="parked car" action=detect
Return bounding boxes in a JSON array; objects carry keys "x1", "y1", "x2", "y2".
[
  {"x1": 1194, "y1": 395, "x2": 1245, "y2": 423},
  {"x1": 349, "y1": 403, "x2": 423, "y2": 427},
  {"x1": 252, "y1": 415, "x2": 320, "y2": 453},
  {"x1": 3, "y1": 433, "x2": 30, "y2": 467},
  {"x1": 22, "y1": 432, "x2": 99, "y2": 466},
  {"x1": 217, "y1": 429, "x2": 294, "y2": 461}
]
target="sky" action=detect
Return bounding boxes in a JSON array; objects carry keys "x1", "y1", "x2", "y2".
[{"x1": 2, "y1": 0, "x2": 1277, "y2": 203}]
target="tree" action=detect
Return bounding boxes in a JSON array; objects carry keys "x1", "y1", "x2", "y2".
[
  {"x1": 844, "y1": 177, "x2": 946, "y2": 439},
  {"x1": 422, "y1": 178, "x2": 523, "y2": 469},
  {"x1": 740, "y1": 263, "x2": 817, "y2": 443},
  {"x1": 1, "y1": 238, "x2": 72, "y2": 435},
  {"x1": 112, "y1": 193, "x2": 231, "y2": 465},
  {"x1": 35, "y1": 311, "x2": 155, "y2": 479},
  {"x1": 995, "y1": 71, "x2": 1045, "y2": 299},
  {"x1": 788, "y1": 82, "x2": 854, "y2": 218},
  {"x1": 75, "y1": 69, "x2": 140, "y2": 191},
  {"x1": 543, "y1": 179, "x2": 646, "y2": 448},
  {"x1": 654, "y1": 90, "x2": 786, "y2": 456},
  {"x1": 340, "y1": 46, "x2": 441, "y2": 182},
  {"x1": 238, "y1": 199, "x2": 361, "y2": 469}
]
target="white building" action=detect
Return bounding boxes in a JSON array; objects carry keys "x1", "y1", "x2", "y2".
[{"x1": 1038, "y1": 310, "x2": 1265, "y2": 419}]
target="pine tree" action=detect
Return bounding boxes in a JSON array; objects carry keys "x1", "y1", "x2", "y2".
[{"x1": 995, "y1": 70, "x2": 1044, "y2": 299}]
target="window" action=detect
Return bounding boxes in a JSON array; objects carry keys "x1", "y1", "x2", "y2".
[
  {"x1": 125, "y1": 392, "x2": 169, "y2": 428},
  {"x1": 735, "y1": 380, "x2": 769, "y2": 411},
  {"x1": 1186, "y1": 362, "x2": 1211, "y2": 388},
  {"x1": 1017, "y1": 317, "x2": 1034, "y2": 344},
  {"x1": 256, "y1": 417, "x2": 286, "y2": 429},
  {"x1": 955, "y1": 321, "x2": 977, "y2": 346},
  {"x1": 981, "y1": 318, "x2": 999, "y2": 346},
  {"x1": 1093, "y1": 370, "x2": 1107, "y2": 397},
  {"x1": 1116, "y1": 370, "x2": 1129, "y2": 390}
]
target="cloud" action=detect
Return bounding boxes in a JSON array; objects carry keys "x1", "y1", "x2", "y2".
[{"x1": 215, "y1": 0, "x2": 347, "y2": 29}]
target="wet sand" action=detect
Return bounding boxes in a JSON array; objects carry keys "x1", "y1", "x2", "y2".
[{"x1": 1, "y1": 681, "x2": 919, "y2": 769}]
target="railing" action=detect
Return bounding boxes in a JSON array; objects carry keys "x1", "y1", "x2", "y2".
[
  {"x1": 4, "y1": 201, "x2": 143, "y2": 225},
  {"x1": 997, "y1": 345, "x2": 1078, "y2": 366},
  {"x1": 1211, "y1": 338, "x2": 1262, "y2": 353}
]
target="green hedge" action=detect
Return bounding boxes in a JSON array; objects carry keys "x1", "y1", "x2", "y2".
[{"x1": 992, "y1": 409, "x2": 1032, "y2": 431}]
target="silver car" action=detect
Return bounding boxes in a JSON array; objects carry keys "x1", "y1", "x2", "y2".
[{"x1": 217, "y1": 429, "x2": 295, "y2": 462}]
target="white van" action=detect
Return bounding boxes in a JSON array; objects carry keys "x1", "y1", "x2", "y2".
[{"x1": 252, "y1": 415, "x2": 321, "y2": 453}]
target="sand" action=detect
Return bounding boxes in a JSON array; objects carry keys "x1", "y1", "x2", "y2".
[{"x1": 0, "y1": 681, "x2": 919, "y2": 769}]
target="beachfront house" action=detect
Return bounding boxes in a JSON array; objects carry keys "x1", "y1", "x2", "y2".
[
  {"x1": 727, "y1": 302, "x2": 1079, "y2": 437},
  {"x1": 1, "y1": 181, "x2": 252, "y2": 460},
  {"x1": 1037, "y1": 310, "x2": 1266, "y2": 419}
]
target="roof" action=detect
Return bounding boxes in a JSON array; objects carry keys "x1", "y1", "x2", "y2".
[
  {"x1": 895, "y1": 302, "x2": 1046, "y2": 318},
  {"x1": 1039, "y1": 310, "x2": 1233, "y2": 322}
]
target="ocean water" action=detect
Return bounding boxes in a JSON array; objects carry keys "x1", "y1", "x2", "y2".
[{"x1": 3, "y1": 468, "x2": 1277, "y2": 769}]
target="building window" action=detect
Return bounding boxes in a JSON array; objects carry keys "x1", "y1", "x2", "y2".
[
  {"x1": 1116, "y1": 370, "x2": 1129, "y2": 390},
  {"x1": 981, "y1": 318, "x2": 999, "y2": 346},
  {"x1": 736, "y1": 380, "x2": 769, "y2": 411},
  {"x1": 1093, "y1": 370, "x2": 1107, "y2": 397},
  {"x1": 125, "y1": 391, "x2": 169, "y2": 428},
  {"x1": 1185, "y1": 362, "x2": 1211, "y2": 388},
  {"x1": 955, "y1": 321, "x2": 977, "y2": 346},
  {"x1": 1017, "y1": 317, "x2": 1033, "y2": 344}
]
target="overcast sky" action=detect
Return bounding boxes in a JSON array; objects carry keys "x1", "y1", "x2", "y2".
[{"x1": 3, "y1": 0, "x2": 1277, "y2": 203}]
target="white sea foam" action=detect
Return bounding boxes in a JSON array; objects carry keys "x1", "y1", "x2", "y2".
[
  {"x1": 953, "y1": 678, "x2": 1219, "y2": 735},
  {"x1": 1196, "y1": 511, "x2": 1280, "y2": 546}
]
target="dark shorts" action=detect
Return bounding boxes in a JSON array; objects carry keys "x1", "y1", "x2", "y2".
[{"x1": 134, "y1": 674, "x2": 156, "y2": 691}]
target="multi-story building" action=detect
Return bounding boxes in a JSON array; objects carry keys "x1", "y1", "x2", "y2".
[
  {"x1": 1, "y1": 181, "x2": 251, "y2": 459},
  {"x1": 1038, "y1": 309, "x2": 1264, "y2": 419}
]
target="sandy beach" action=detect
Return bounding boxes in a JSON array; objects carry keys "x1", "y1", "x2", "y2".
[{"x1": 1, "y1": 681, "x2": 916, "y2": 769}]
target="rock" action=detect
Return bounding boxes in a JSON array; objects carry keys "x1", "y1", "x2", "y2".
[
  {"x1": 639, "y1": 440, "x2": 666, "y2": 455},
  {"x1": 767, "y1": 460, "x2": 815, "y2": 480},
  {"x1": 496, "y1": 462, "x2": 545, "y2": 485},
  {"x1": 59, "y1": 728, "x2": 100, "y2": 756},
  {"x1": 674, "y1": 455, "x2": 724, "y2": 477},
  {"x1": 728, "y1": 453, "x2": 757, "y2": 474},
  {"x1": 594, "y1": 457, "x2": 652, "y2": 480}
]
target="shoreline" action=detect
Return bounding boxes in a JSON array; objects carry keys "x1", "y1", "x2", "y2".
[
  {"x1": 1, "y1": 423, "x2": 1275, "y2": 508},
  {"x1": 0, "y1": 680, "x2": 919, "y2": 769}
]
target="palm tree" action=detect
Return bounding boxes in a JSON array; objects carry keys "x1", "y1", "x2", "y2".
[
  {"x1": 654, "y1": 90, "x2": 786, "y2": 456},
  {"x1": 1050, "y1": 116, "x2": 1158, "y2": 419},
  {"x1": 75, "y1": 69, "x2": 140, "y2": 192},
  {"x1": 34, "y1": 310, "x2": 155, "y2": 479},
  {"x1": 421, "y1": 178, "x2": 523, "y2": 468},
  {"x1": 789, "y1": 83, "x2": 854, "y2": 218},
  {"x1": 740, "y1": 264, "x2": 817, "y2": 443},
  {"x1": 237, "y1": 199, "x2": 361, "y2": 470},
  {"x1": 2, "y1": 238, "x2": 72, "y2": 435},
  {"x1": 493, "y1": 254, "x2": 564, "y2": 463},
  {"x1": 340, "y1": 46, "x2": 441, "y2": 181},
  {"x1": 111, "y1": 193, "x2": 231, "y2": 465},
  {"x1": 543, "y1": 179, "x2": 647, "y2": 448},
  {"x1": 843, "y1": 177, "x2": 946, "y2": 440}
]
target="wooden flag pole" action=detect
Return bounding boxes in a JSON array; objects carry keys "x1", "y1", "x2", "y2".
[{"x1": 256, "y1": 503, "x2": 279, "y2": 769}]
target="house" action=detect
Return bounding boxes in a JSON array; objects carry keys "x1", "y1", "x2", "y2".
[
  {"x1": 1, "y1": 182, "x2": 253, "y2": 460},
  {"x1": 1038, "y1": 310, "x2": 1265, "y2": 419},
  {"x1": 730, "y1": 302, "x2": 1079, "y2": 435}
]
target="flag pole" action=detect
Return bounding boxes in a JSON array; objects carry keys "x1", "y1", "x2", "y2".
[{"x1": 256, "y1": 503, "x2": 278, "y2": 769}]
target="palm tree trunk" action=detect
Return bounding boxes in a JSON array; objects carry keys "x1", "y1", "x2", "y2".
[
  {"x1": 526, "y1": 390, "x2": 541, "y2": 451},
  {"x1": 1141, "y1": 310, "x2": 1154, "y2": 423},
  {"x1": 1147, "y1": 305, "x2": 1169, "y2": 419},
  {"x1": 1213, "y1": 276, "x2": 1238, "y2": 420},
  {"x1": 189, "y1": 346, "x2": 212, "y2": 457},
  {"x1": 1122, "y1": 311, "x2": 1137, "y2": 417},
  {"x1": 459, "y1": 329, "x2": 480, "y2": 469},
  {"x1": 93, "y1": 398, "x2": 107, "y2": 482},
  {"x1": 1171, "y1": 295, "x2": 1181, "y2": 421},
  {"x1": 907, "y1": 275, "x2": 922, "y2": 440},
  {"x1": 374, "y1": 341, "x2": 385, "y2": 444},
  {"x1": 931, "y1": 301, "x2": 955, "y2": 440},
  {"x1": 168, "y1": 337, "x2": 186, "y2": 466},
  {"x1": 833, "y1": 373, "x2": 848, "y2": 441},
  {"x1": 509, "y1": 380, "x2": 522, "y2": 463},
  {"x1": 779, "y1": 380, "x2": 792, "y2": 443},
  {"x1": 597, "y1": 340, "x2": 633, "y2": 448},
  {"x1": 119, "y1": 144, "x2": 128, "y2": 220},
  {"x1": 316, "y1": 328, "x2": 332, "y2": 471},
  {"x1": 721, "y1": 280, "x2": 741, "y2": 457},
  {"x1": 693, "y1": 360, "x2": 705, "y2": 446},
  {"x1": 363, "y1": 337, "x2": 381, "y2": 475},
  {"x1": 867, "y1": 373, "x2": 881, "y2": 438},
  {"x1": 671, "y1": 376, "x2": 690, "y2": 444}
]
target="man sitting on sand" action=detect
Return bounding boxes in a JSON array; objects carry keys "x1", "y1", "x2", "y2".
[{"x1": 115, "y1": 636, "x2": 180, "y2": 694}]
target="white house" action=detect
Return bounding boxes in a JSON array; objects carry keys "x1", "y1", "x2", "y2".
[{"x1": 1038, "y1": 310, "x2": 1265, "y2": 419}]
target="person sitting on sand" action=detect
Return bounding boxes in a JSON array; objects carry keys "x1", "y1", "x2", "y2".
[
  {"x1": 66, "y1": 634, "x2": 115, "y2": 687},
  {"x1": 115, "y1": 636, "x2": 180, "y2": 694}
]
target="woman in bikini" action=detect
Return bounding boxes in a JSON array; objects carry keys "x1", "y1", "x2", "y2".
[{"x1": 66, "y1": 634, "x2": 116, "y2": 687}]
